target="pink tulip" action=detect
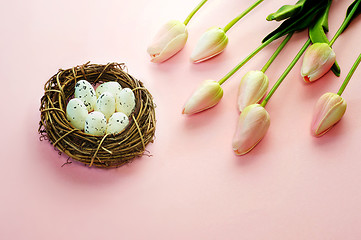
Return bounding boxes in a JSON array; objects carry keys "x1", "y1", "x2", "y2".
[
  {"x1": 190, "y1": 27, "x2": 228, "y2": 63},
  {"x1": 311, "y1": 92, "x2": 347, "y2": 137},
  {"x1": 182, "y1": 80, "x2": 223, "y2": 115},
  {"x1": 237, "y1": 70, "x2": 269, "y2": 112},
  {"x1": 147, "y1": 20, "x2": 188, "y2": 63},
  {"x1": 301, "y1": 42, "x2": 336, "y2": 82},
  {"x1": 232, "y1": 104, "x2": 270, "y2": 155}
]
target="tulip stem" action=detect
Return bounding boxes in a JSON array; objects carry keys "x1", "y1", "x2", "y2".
[
  {"x1": 261, "y1": 33, "x2": 293, "y2": 73},
  {"x1": 218, "y1": 35, "x2": 277, "y2": 85},
  {"x1": 184, "y1": 0, "x2": 208, "y2": 26},
  {"x1": 329, "y1": 0, "x2": 361, "y2": 47},
  {"x1": 337, "y1": 53, "x2": 361, "y2": 96},
  {"x1": 223, "y1": 0, "x2": 264, "y2": 33},
  {"x1": 261, "y1": 38, "x2": 311, "y2": 108}
]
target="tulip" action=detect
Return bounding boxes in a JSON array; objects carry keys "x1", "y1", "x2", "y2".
[
  {"x1": 190, "y1": 0, "x2": 264, "y2": 63},
  {"x1": 301, "y1": 42, "x2": 336, "y2": 83},
  {"x1": 232, "y1": 104, "x2": 270, "y2": 155},
  {"x1": 190, "y1": 27, "x2": 228, "y2": 63},
  {"x1": 147, "y1": 20, "x2": 188, "y2": 63},
  {"x1": 310, "y1": 53, "x2": 361, "y2": 137},
  {"x1": 231, "y1": 37, "x2": 310, "y2": 156},
  {"x1": 237, "y1": 70, "x2": 269, "y2": 111},
  {"x1": 182, "y1": 80, "x2": 223, "y2": 115},
  {"x1": 310, "y1": 92, "x2": 347, "y2": 137},
  {"x1": 301, "y1": 0, "x2": 361, "y2": 80}
]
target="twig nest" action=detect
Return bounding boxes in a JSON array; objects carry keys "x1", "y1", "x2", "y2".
[{"x1": 39, "y1": 62, "x2": 156, "y2": 168}]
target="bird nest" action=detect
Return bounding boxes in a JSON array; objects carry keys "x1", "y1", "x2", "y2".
[{"x1": 39, "y1": 62, "x2": 156, "y2": 168}]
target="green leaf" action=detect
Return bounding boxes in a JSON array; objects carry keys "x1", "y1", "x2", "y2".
[
  {"x1": 266, "y1": 0, "x2": 306, "y2": 21},
  {"x1": 309, "y1": 10, "x2": 330, "y2": 43},
  {"x1": 343, "y1": 0, "x2": 361, "y2": 32},
  {"x1": 263, "y1": 1, "x2": 328, "y2": 43},
  {"x1": 309, "y1": 0, "x2": 340, "y2": 76},
  {"x1": 331, "y1": 62, "x2": 341, "y2": 77}
]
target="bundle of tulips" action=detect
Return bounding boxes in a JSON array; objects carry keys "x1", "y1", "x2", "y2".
[{"x1": 147, "y1": 0, "x2": 361, "y2": 155}]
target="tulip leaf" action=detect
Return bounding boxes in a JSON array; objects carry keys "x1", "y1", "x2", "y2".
[
  {"x1": 262, "y1": 0, "x2": 329, "y2": 43},
  {"x1": 266, "y1": 0, "x2": 306, "y2": 21},
  {"x1": 343, "y1": 0, "x2": 361, "y2": 32},
  {"x1": 309, "y1": 8, "x2": 330, "y2": 43},
  {"x1": 309, "y1": 0, "x2": 340, "y2": 76}
]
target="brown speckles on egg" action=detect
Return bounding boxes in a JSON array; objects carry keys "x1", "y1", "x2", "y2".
[
  {"x1": 94, "y1": 92, "x2": 115, "y2": 120},
  {"x1": 74, "y1": 80, "x2": 97, "y2": 112},
  {"x1": 95, "y1": 81, "x2": 122, "y2": 98},
  {"x1": 84, "y1": 111, "x2": 107, "y2": 136},
  {"x1": 106, "y1": 112, "x2": 130, "y2": 135},
  {"x1": 66, "y1": 98, "x2": 88, "y2": 130},
  {"x1": 115, "y1": 88, "x2": 135, "y2": 116}
]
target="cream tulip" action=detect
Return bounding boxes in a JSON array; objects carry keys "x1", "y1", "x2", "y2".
[
  {"x1": 310, "y1": 92, "x2": 347, "y2": 137},
  {"x1": 189, "y1": 0, "x2": 264, "y2": 63},
  {"x1": 190, "y1": 27, "x2": 228, "y2": 63},
  {"x1": 147, "y1": 20, "x2": 188, "y2": 63},
  {"x1": 232, "y1": 104, "x2": 270, "y2": 155},
  {"x1": 182, "y1": 80, "x2": 223, "y2": 115},
  {"x1": 301, "y1": 43, "x2": 336, "y2": 82},
  {"x1": 237, "y1": 70, "x2": 269, "y2": 112}
]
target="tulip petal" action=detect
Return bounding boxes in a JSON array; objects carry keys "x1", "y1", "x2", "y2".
[
  {"x1": 301, "y1": 43, "x2": 336, "y2": 82},
  {"x1": 150, "y1": 32, "x2": 188, "y2": 63},
  {"x1": 232, "y1": 104, "x2": 270, "y2": 155},
  {"x1": 311, "y1": 92, "x2": 347, "y2": 137},
  {"x1": 237, "y1": 71, "x2": 269, "y2": 111},
  {"x1": 183, "y1": 80, "x2": 223, "y2": 115},
  {"x1": 147, "y1": 20, "x2": 188, "y2": 63},
  {"x1": 191, "y1": 27, "x2": 228, "y2": 63}
]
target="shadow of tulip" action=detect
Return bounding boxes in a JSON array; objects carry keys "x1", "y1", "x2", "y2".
[
  {"x1": 299, "y1": 64, "x2": 341, "y2": 103},
  {"x1": 181, "y1": 99, "x2": 228, "y2": 130}
]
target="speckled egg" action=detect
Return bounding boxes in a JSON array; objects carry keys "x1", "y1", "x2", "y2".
[
  {"x1": 94, "y1": 92, "x2": 115, "y2": 120},
  {"x1": 96, "y1": 81, "x2": 122, "y2": 98},
  {"x1": 106, "y1": 112, "x2": 130, "y2": 135},
  {"x1": 66, "y1": 98, "x2": 88, "y2": 130},
  {"x1": 74, "y1": 80, "x2": 97, "y2": 112},
  {"x1": 115, "y1": 88, "x2": 136, "y2": 116},
  {"x1": 84, "y1": 111, "x2": 107, "y2": 136}
]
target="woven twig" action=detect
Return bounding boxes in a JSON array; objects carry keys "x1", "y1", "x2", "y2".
[{"x1": 39, "y1": 62, "x2": 156, "y2": 168}]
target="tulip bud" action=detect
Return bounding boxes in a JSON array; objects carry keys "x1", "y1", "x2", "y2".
[
  {"x1": 301, "y1": 42, "x2": 336, "y2": 82},
  {"x1": 182, "y1": 80, "x2": 223, "y2": 115},
  {"x1": 232, "y1": 104, "x2": 270, "y2": 155},
  {"x1": 190, "y1": 27, "x2": 228, "y2": 63},
  {"x1": 311, "y1": 92, "x2": 347, "y2": 137},
  {"x1": 147, "y1": 20, "x2": 188, "y2": 63},
  {"x1": 237, "y1": 70, "x2": 269, "y2": 112}
]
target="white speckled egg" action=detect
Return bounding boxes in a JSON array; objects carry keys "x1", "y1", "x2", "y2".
[
  {"x1": 66, "y1": 98, "x2": 88, "y2": 130},
  {"x1": 96, "y1": 81, "x2": 122, "y2": 98},
  {"x1": 84, "y1": 111, "x2": 107, "y2": 136},
  {"x1": 94, "y1": 92, "x2": 115, "y2": 120},
  {"x1": 115, "y1": 88, "x2": 136, "y2": 116},
  {"x1": 74, "y1": 80, "x2": 97, "y2": 112},
  {"x1": 106, "y1": 112, "x2": 130, "y2": 135}
]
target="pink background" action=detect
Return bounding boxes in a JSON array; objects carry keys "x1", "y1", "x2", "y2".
[{"x1": 1, "y1": 0, "x2": 361, "y2": 239}]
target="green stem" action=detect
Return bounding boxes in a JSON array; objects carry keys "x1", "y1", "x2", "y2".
[
  {"x1": 329, "y1": 0, "x2": 361, "y2": 46},
  {"x1": 260, "y1": 38, "x2": 311, "y2": 107},
  {"x1": 218, "y1": 35, "x2": 278, "y2": 85},
  {"x1": 184, "y1": 0, "x2": 208, "y2": 26},
  {"x1": 223, "y1": 0, "x2": 264, "y2": 33},
  {"x1": 261, "y1": 33, "x2": 293, "y2": 73},
  {"x1": 337, "y1": 53, "x2": 361, "y2": 96}
]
